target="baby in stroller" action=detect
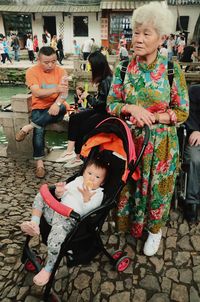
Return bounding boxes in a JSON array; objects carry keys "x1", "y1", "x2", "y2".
[{"x1": 20, "y1": 157, "x2": 109, "y2": 286}]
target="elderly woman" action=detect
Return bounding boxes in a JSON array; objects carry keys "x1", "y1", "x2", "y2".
[{"x1": 107, "y1": 2, "x2": 189, "y2": 256}]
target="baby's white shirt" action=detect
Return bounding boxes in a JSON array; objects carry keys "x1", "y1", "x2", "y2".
[{"x1": 61, "y1": 176, "x2": 104, "y2": 216}]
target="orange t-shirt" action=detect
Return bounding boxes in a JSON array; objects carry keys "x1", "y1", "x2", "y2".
[{"x1": 26, "y1": 65, "x2": 65, "y2": 110}]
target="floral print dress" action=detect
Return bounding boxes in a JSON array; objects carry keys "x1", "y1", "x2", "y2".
[{"x1": 107, "y1": 53, "x2": 189, "y2": 238}]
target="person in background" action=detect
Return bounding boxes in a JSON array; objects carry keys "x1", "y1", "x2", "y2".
[
  {"x1": 117, "y1": 34, "x2": 127, "y2": 52},
  {"x1": 73, "y1": 40, "x2": 81, "y2": 56},
  {"x1": 50, "y1": 35, "x2": 57, "y2": 52},
  {"x1": 11, "y1": 34, "x2": 20, "y2": 61},
  {"x1": 0, "y1": 37, "x2": 5, "y2": 63},
  {"x1": 167, "y1": 34, "x2": 175, "y2": 61},
  {"x1": 82, "y1": 38, "x2": 92, "y2": 70},
  {"x1": 100, "y1": 46, "x2": 109, "y2": 60},
  {"x1": 90, "y1": 38, "x2": 99, "y2": 53},
  {"x1": 180, "y1": 41, "x2": 199, "y2": 72},
  {"x1": 119, "y1": 40, "x2": 129, "y2": 61},
  {"x1": 56, "y1": 51, "x2": 113, "y2": 167},
  {"x1": 20, "y1": 157, "x2": 108, "y2": 286},
  {"x1": 57, "y1": 34, "x2": 64, "y2": 65},
  {"x1": 177, "y1": 36, "x2": 185, "y2": 60},
  {"x1": 183, "y1": 85, "x2": 200, "y2": 223},
  {"x1": 74, "y1": 85, "x2": 85, "y2": 110},
  {"x1": 15, "y1": 47, "x2": 69, "y2": 178},
  {"x1": 107, "y1": 2, "x2": 189, "y2": 256},
  {"x1": 42, "y1": 33, "x2": 48, "y2": 46},
  {"x1": 2, "y1": 36, "x2": 12, "y2": 64},
  {"x1": 120, "y1": 34, "x2": 127, "y2": 48},
  {"x1": 45, "y1": 30, "x2": 51, "y2": 46},
  {"x1": 33, "y1": 35, "x2": 39, "y2": 58},
  {"x1": 159, "y1": 43, "x2": 168, "y2": 58},
  {"x1": 26, "y1": 34, "x2": 35, "y2": 63}
]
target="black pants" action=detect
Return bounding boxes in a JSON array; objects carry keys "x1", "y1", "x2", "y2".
[
  {"x1": 56, "y1": 50, "x2": 64, "y2": 64},
  {"x1": 28, "y1": 50, "x2": 34, "y2": 62},
  {"x1": 68, "y1": 109, "x2": 108, "y2": 154},
  {"x1": 184, "y1": 144, "x2": 200, "y2": 205},
  {"x1": 82, "y1": 52, "x2": 90, "y2": 70}
]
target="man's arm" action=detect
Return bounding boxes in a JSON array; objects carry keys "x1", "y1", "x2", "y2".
[
  {"x1": 30, "y1": 84, "x2": 67, "y2": 98},
  {"x1": 189, "y1": 131, "x2": 200, "y2": 147}
]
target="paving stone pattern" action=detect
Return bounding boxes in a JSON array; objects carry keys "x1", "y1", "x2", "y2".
[{"x1": 0, "y1": 157, "x2": 200, "y2": 302}]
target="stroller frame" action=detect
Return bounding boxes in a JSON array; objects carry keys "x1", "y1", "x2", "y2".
[
  {"x1": 173, "y1": 124, "x2": 188, "y2": 209},
  {"x1": 21, "y1": 117, "x2": 150, "y2": 301}
]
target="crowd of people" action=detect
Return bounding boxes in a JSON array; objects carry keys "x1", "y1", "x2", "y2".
[{"x1": 5, "y1": 0, "x2": 198, "y2": 288}]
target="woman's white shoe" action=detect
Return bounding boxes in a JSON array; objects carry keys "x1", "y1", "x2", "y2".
[{"x1": 143, "y1": 229, "x2": 162, "y2": 256}]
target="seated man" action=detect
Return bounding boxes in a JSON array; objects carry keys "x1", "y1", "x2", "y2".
[
  {"x1": 15, "y1": 46, "x2": 69, "y2": 178},
  {"x1": 184, "y1": 85, "x2": 200, "y2": 223}
]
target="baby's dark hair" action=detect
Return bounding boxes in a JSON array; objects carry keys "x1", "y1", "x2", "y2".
[{"x1": 76, "y1": 86, "x2": 84, "y2": 93}]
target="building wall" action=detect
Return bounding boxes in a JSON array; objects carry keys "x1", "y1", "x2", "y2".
[
  {"x1": 0, "y1": 15, "x2": 5, "y2": 35},
  {"x1": 31, "y1": 12, "x2": 101, "y2": 53},
  {"x1": 63, "y1": 12, "x2": 101, "y2": 53},
  {"x1": 169, "y1": 6, "x2": 199, "y2": 42}
]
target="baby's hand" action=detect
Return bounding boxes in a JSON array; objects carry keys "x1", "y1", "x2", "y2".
[
  {"x1": 55, "y1": 182, "x2": 66, "y2": 199},
  {"x1": 78, "y1": 185, "x2": 96, "y2": 203}
]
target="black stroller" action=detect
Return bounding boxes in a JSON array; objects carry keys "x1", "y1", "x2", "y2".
[{"x1": 21, "y1": 117, "x2": 150, "y2": 301}]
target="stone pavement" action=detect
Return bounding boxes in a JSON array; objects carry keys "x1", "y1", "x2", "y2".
[{"x1": 0, "y1": 156, "x2": 200, "y2": 302}]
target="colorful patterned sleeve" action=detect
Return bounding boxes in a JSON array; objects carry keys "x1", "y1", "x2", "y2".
[
  {"x1": 107, "y1": 62, "x2": 126, "y2": 117},
  {"x1": 170, "y1": 62, "x2": 189, "y2": 123}
]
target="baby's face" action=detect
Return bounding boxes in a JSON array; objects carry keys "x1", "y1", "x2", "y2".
[
  {"x1": 83, "y1": 164, "x2": 107, "y2": 190},
  {"x1": 76, "y1": 89, "x2": 83, "y2": 96}
]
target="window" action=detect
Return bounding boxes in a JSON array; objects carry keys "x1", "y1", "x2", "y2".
[
  {"x1": 109, "y1": 14, "x2": 132, "y2": 50},
  {"x1": 73, "y1": 16, "x2": 88, "y2": 37},
  {"x1": 3, "y1": 14, "x2": 32, "y2": 37},
  {"x1": 3, "y1": 13, "x2": 32, "y2": 48}
]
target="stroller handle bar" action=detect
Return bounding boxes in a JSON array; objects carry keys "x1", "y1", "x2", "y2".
[
  {"x1": 143, "y1": 124, "x2": 150, "y2": 146},
  {"x1": 128, "y1": 124, "x2": 150, "y2": 176},
  {"x1": 40, "y1": 184, "x2": 81, "y2": 221}
]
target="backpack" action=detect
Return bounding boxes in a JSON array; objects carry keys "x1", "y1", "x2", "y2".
[{"x1": 120, "y1": 59, "x2": 174, "y2": 88}]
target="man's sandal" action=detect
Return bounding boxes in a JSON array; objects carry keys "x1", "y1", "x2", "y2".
[
  {"x1": 35, "y1": 167, "x2": 46, "y2": 179},
  {"x1": 15, "y1": 129, "x2": 28, "y2": 142}
]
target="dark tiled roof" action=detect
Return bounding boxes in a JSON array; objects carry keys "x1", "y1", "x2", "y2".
[
  {"x1": 100, "y1": 0, "x2": 164, "y2": 10},
  {"x1": 168, "y1": 0, "x2": 200, "y2": 4},
  {"x1": 0, "y1": 0, "x2": 101, "y2": 4},
  {"x1": 0, "y1": 4, "x2": 100, "y2": 12}
]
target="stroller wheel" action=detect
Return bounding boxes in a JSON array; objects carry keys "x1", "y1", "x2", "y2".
[
  {"x1": 116, "y1": 256, "x2": 130, "y2": 272},
  {"x1": 25, "y1": 256, "x2": 43, "y2": 272},
  {"x1": 112, "y1": 249, "x2": 123, "y2": 260}
]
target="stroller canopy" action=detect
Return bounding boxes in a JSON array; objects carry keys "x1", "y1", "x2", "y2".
[{"x1": 81, "y1": 117, "x2": 140, "y2": 183}]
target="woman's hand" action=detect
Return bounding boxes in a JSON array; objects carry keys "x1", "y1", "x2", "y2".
[
  {"x1": 78, "y1": 185, "x2": 96, "y2": 203},
  {"x1": 126, "y1": 104, "x2": 155, "y2": 127},
  {"x1": 55, "y1": 182, "x2": 66, "y2": 199}
]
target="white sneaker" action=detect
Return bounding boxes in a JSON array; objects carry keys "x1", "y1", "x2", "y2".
[
  {"x1": 143, "y1": 229, "x2": 162, "y2": 256},
  {"x1": 64, "y1": 158, "x2": 83, "y2": 168},
  {"x1": 56, "y1": 151, "x2": 76, "y2": 162}
]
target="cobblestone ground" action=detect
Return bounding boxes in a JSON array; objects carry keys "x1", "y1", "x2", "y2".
[{"x1": 0, "y1": 157, "x2": 200, "y2": 302}]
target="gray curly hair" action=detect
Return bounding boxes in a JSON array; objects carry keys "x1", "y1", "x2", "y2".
[{"x1": 132, "y1": 2, "x2": 174, "y2": 36}]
